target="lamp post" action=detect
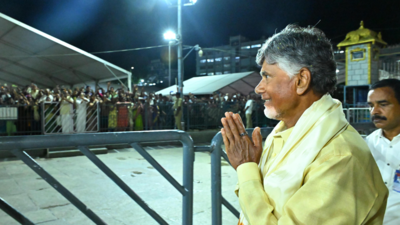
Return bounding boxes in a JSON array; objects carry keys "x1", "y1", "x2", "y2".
[
  {"x1": 164, "y1": 0, "x2": 198, "y2": 93},
  {"x1": 164, "y1": 31, "x2": 177, "y2": 87}
]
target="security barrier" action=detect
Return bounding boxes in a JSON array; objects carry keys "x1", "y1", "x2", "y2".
[
  {"x1": 0, "y1": 131, "x2": 194, "y2": 225},
  {"x1": 0, "y1": 105, "x2": 42, "y2": 136},
  {"x1": 42, "y1": 102, "x2": 100, "y2": 134}
]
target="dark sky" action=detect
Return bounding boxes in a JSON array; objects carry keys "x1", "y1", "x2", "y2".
[{"x1": 1, "y1": 0, "x2": 400, "y2": 81}]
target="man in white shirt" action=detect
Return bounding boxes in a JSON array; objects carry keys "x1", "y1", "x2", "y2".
[
  {"x1": 244, "y1": 95, "x2": 254, "y2": 128},
  {"x1": 366, "y1": 79, "x2": 400, "y2": 225}
]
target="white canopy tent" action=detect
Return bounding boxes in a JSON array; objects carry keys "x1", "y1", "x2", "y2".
[
  {"x1": 156, "y1": 71, "x2": 260, "y2": 96},
  {"x1": 0, "y1": 13, "x2": 131, "y2": 89}
]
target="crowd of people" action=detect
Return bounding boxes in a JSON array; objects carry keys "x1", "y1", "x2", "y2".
[{"x1": 0, "y1": 82, "x2": 273, "y2": 136}]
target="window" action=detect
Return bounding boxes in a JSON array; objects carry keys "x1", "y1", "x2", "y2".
[
  {"x1": 200, "y1": 59, "x2": 206, "y2": 63},
  {"x1": 215, "y1": 57, "x2": 222, "y2": 62},
  {"x1": 350, "y1": 48, "x2": 366, "y2": 62},
  {"x1": 215, "y1": 72, "x2": 222, "y2": 75},
  {"x1": 207, "y1": 72, "x2": 214, "y2": 76},
  {"x1": 200, "y1": 73, "x2": 207, "y2": 75},
  {"x1": 224, "y1": 56, "x2": 230, "y2": 61},
  {"x1": 224, "y1": 71, "x2": 230, "y2": 74},
  {"x1": 235, "y1": 56, "x2": 240, "y2": 63},
  {"x1": 207, "y1": 59, "x2": 214, "y2": 63},
  {"x1": 251, "y1": 44, "x2": 261, "y2": 48},
  {"x1": 241, "y1": 46, "x2": 250, "y2": 49},
  {"x1": 224, "y1": 64, "x2": 230, "y2": 68}
]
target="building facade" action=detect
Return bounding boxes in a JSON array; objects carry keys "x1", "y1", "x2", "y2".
[{"x1": 196, "y1": 35, "x2": 265, "y2": 76}]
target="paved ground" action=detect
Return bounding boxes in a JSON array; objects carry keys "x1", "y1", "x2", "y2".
[{"x1": 0, "y1": 145, "x2": 240, "y2": 225}]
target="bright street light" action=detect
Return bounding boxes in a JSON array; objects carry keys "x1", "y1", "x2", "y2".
[{"x1": 163, "y1": 31, "x2": 177, "y2": 40}]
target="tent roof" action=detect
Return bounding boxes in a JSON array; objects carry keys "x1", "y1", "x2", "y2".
[
  {"x1": 0, "y1": 13, "x2": 130, "y2": 88},
  {"x1": 156, "y1": 71, "x2": 260, "y2": 96}
]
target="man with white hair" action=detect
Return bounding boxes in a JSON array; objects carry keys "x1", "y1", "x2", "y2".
[{"x1": 221, "y1": 24, "x2": 388, "y2": 224}]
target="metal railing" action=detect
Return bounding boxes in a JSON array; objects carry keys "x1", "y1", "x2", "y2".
[
  {"x1": 346, "y1": 107, "x2": 371, "y2": 123},
  {"x1": 42, "y1": 101, "x2": 100, "y2": 134},
  {"x1": 0, "y1": 131, "x2": 194, "y2": 225},
  {"x1": 0, "y1": 104, "x2": 42, "y2": 136}
]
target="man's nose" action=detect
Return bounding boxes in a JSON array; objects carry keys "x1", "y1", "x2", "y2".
[
  {"x1": 255, "y1": 80, "x2": 264, "y2": 95},
  {"x1": 370, "y1": 105, "x2": 381, "y2": 115}
]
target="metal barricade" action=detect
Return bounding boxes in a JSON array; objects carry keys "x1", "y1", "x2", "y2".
[
  {"x1": 0, "y1": 104, "x2": 42, "y2": 136},
  {"x1": 0, "y1": 131, "x2": 194, "y2": 224},
  {"x1": 346, "y1": 107, "x2": 371, "y2": 123},
  {"x1": 42, "y1": 101, "x2": 100, "y2": 134}
]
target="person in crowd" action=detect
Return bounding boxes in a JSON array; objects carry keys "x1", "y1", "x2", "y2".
[
  {"x1": 75, "y1": 92, "x2": 89, "y2": 133},
  {"x1": 84, "y1": 85, "x2": 91, "y2": 96},
  {"x1": 108, "y1": 96, "x2": 118, "y2": 132},
  {"x1": 366, "y1": 79, "x2": 400, "y2": 225},
  {"x1": 221, "y1": 24, "x2": 388, "y2": 224},
  {"x1": 60, "y1": 92, "x2": 74, "y2": 133},
  {"x1": 173, "y1": 92, "x2": 183, "y2": 130},
  {"x1": 244, "y1": 95, "x2": 254, "y2": 128},
  {"x1": 87, "y1": 95, "x2": 101, "y2": 131},
  {"x1": 116, "y1": 93, "x2": 130, "y2": 131},
  {"x1": 133, "y1": 97, "x2": 144, "y2": 131}
]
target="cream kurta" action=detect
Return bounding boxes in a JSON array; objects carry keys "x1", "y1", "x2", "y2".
[{"x1": 236, "y1": 95, "x2": 388, "y2": 225}]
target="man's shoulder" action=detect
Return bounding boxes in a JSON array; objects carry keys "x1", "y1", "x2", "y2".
[{"x1": 316, "y1": 125, "x2": 372, "y2": 162}]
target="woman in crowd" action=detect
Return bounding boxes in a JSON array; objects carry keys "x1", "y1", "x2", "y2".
[{"x1": 75, "y1": 92, "x2": 89, "y2": 133}]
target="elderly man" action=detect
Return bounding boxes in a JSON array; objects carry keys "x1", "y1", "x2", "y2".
[
  {"x1": 221, "y1": 25, "x2": 388, "y2": 224},
  {"x1": 366, "y1": 79, "x2": 400, "y2": 225}
]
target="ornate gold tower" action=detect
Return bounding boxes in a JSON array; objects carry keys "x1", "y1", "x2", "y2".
[{"x1": 338, "y1": 21, "x2": 387, "y2": 85}]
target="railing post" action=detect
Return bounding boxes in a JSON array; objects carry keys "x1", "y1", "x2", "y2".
[{"x1": 210, "y1": 132, "x2": 222, "y2": 225}]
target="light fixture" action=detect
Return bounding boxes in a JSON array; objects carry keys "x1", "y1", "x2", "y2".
[{"x1": 163, "y1": 31, "x2": 177, "y2": 40}]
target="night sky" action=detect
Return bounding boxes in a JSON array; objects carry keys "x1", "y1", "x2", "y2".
[{"x1": 1, "y1": 0, "x2": 399, "y2": 83}]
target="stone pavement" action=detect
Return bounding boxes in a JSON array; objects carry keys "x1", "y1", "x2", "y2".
[{"x1": 0, "y1": 145, "x2": 240, "y2": 225}]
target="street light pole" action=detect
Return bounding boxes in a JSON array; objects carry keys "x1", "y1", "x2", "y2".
[
  {"x1": 177, "y1": 0, "x2": 183, "y2": 93},
  {"x1": 168, "y1": 42, "x2": 172, "y2": 86}
]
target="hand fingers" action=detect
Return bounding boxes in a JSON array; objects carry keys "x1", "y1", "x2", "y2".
[
  {"x1": 221, "y1": 128, "x2": 230, "y2": 149},
  {"x1": 221, "y1": 117, "x2": 234, "y2": 142},
  {"x1": 252, "y1": 127, "x2": 263, "y2": 148},
  {"x1": 233, "y1": 113, "x2": 246, "y2": 137},
  {"x1": 225, "y1": 112, "x2": 241, "y2": 140}
]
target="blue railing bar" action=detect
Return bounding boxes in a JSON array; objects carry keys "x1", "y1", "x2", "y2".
[
  {"x1": 222, "y1": 196, "x2": 240, "y2": 218},
  {"x1": 180, "y1": 134, "x2": 195, "y2": 225},
  {"x1": 10, "y1": 149, "x2": 106, "y2": 225},
  {"x1": 210, "y1": 132, "x2": 223, "y2": 225},
  {"x1": 0, "y1": 131, "x2": 188, "y2": 151},
  {"x1": 77, "y1": 145, "x2": 168, "y2": 225},
  {"x1": 194, "y1": 146, "x2": 211, "y2": 152},
  {"x1": 130, "y1": 143, "x2": 186, "y2": 195},
  {"x1": 0, "y1": 197, "x2": 35, "y2": 225}
]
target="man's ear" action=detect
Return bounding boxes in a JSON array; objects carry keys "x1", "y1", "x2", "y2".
[{"x1": 296, "y1": 68, "x2": 312, "y2": 95}]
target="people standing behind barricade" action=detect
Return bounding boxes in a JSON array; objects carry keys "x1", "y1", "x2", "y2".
[
  {"x1": 100, "y1": 92, "x2": 111, "y2": 132},
  {"x1": 116, "y1": 92, "x2": 130, "y2": 131},
  {"x1": 244, "y1": 95, "x2": 254, "y2": 128},
  {"x1": 133, "y1": 97, "x2": 144, "y2": 131},
  {"x1": 75, "y1": 92, "x2": 89, "y2": 133},
  {"x1": 60, "y1": 91, "x2": 74, "y2": 134},
  {"x1": 86, "y1": 95, "x2": 101, "y2": 131},
  {"x1": 173, "y1": 92, "x2": 183, "y2": 130}
]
